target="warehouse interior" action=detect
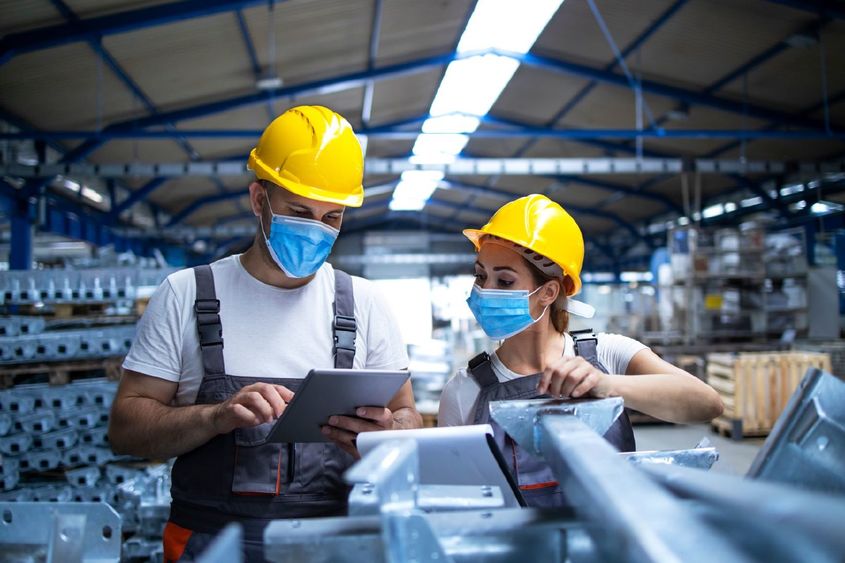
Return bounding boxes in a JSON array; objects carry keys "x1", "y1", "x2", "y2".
[{"x1": 1, "y1": 0, "x2": 844, "y2": 561}]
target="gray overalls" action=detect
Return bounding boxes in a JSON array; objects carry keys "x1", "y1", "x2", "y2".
[
  {"x1": 165, "y1": 265, "x2": 358, "y2": 561},
  {"x1": 468, "y1": 329, "x2": 636, "y2": 507}
]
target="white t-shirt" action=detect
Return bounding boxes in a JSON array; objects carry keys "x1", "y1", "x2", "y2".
[
  {"x1": 123, "y1": 255, "x2": 409, "y2": 405},
  {"x1": 437, "y1": 332, "x2": 647, "y2": 426}
]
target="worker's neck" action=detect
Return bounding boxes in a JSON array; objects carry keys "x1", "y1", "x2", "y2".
[
  {"x1": 496, "y1": 322, "x2": 564, "y2": 376},
  {"x1": 240, "y1": 239, "x2": 315, "y2": 289}
]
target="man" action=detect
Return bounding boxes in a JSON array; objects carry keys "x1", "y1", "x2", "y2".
[{"x1": 108, "y1": 105, "x2": 421, "y2": 562}]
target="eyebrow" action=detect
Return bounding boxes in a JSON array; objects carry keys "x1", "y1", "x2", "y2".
[
  {"x1": 288, "y1": 203, "x2": 344, "y2": 215},
  {"x1": 474, "y1": 261, "x2": 517, "y2": 273}
]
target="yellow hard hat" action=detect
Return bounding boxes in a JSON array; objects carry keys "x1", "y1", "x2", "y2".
[
  {"x1": 248, "y1": 105, "x2": 364, "y2": 207},
  {"x1": 463, "y1": 194, "x2": 584, "y2": 295}
]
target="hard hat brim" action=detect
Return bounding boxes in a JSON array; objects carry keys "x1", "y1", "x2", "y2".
[
  {"x1": 462, "y1": 227, "x2": 582, "y2": 296},
  {"x1": 249, "y1": 149, "x2": 364, "y2": 207}
]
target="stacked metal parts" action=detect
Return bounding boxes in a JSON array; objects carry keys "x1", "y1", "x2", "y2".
[
  {"x1": 0, "y1": 268, "x2": 175, "y2": 365},
  {"x1": 0, "y1": 380, "x2": 172, "y2": 561},
  {"x1": 0, "y1": 266, "x2": 175, "y2": 562}
]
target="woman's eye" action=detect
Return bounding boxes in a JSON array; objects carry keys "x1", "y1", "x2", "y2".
[
  {"x1": 497, "y1": 279, "x2": 514, "y2": 287},
  {"x1": 473, "y1": 273, "x2": 485, "y2": 281}
]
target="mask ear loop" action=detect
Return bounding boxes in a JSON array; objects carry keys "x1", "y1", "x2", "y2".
[
  {"x1": 258, "y1": 187, "x2": 274, "y2": 241},
  {"x1": 528, "y1": 284, "x2": 552, "y2": 323}
]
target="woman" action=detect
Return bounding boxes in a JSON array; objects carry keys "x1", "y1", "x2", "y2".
[{"x1": 438, "y1": 194, "x2": 723, "y2": 506}]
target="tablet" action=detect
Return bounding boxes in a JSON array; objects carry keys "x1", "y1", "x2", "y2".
[{"x1": 265, "y1": 368, "x2": 410, "y2": 443}]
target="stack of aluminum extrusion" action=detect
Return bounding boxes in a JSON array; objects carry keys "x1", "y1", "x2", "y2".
[{"x1": 0, "y1": 379, "x2": 172, "y2": 562}]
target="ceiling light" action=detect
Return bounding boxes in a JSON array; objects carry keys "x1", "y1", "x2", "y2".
[
  {"x1": 785, "y1": 33, "x2": 818, "y2": 49},
  {"x1": 389, "y1": 170, "x2": 445, "y2": 211},
  {"x1": 256, "y1": 75, "x2": 283, "y2": 91},
  {"x1": 811, "y1": 201, "x2": 844, "y2": 215},
  {"x1": 389, "y1": 0, "x2": 564, "y2": 211},
  {"x1": 702, "y1": 204, "x2": 724, "y2": 219},
  {"x1": 81, "y1": 187, "x2": 104, "y2": 204}
]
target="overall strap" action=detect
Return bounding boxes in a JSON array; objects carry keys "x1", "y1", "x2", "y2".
[
  {"x1": 571, "y1": 328, "x2": 600, "y2": 367},
  {"x1": 332, "y1": 270, "x2": 356, "y2": 369},
  {"x1": 467, "y1": 352, "x2": 499, "y2": 388},
  {"x1": 193, "y1": 265, "x2": 225, "y2": 377}
]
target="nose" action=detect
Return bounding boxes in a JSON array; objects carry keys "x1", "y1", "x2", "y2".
[{"x1": 477, "y1": 279, "x2": 493, "y2": 290}]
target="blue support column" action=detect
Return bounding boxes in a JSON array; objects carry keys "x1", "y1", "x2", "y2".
[
  {"x1": 804, "y1": 222, "x2": 816, "y2": 266},
  {"x1": 10, "y1": 200, "x2": 33, "y2": 270},
  {"x1": 835, "y1": 232, "x2": 845, "y2": 314}
]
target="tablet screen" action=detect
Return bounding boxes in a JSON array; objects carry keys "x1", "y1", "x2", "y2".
[{"x1": 265, "y1": 368, "x2": 410, "y2": 443}]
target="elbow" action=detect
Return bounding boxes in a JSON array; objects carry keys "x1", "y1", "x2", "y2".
[
  {"x1": 700, "y1": 387, "x2": 724, "y2": 422},
  {"x1": 107, "y1": 421, "x2": 128, "y2": 456},
  {"x1": 107, "y1": 409, "x2": 136, "y2": 457}
]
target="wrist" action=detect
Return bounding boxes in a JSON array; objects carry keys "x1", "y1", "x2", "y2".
[
  {"x1": 206, "y1": 403, "x2": 226, "y2": 435},
  {"x1": 602, "y1": 374, "x2": 623, "y2": 399}
]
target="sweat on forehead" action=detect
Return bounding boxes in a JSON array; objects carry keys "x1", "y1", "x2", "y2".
[{"x1": 480, "y1": 235, "x2": 563, "y2": 278}]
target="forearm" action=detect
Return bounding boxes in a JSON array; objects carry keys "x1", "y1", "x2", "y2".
[
  {"x1": 109, "y1": 396, "x2": 220, "y2": 460},
  {"x1": 608, "y1": 374, "x2": 723, "y2": 424},
  {"x1": 392, "y1": 406, "x2": 423, "y2": 430}
]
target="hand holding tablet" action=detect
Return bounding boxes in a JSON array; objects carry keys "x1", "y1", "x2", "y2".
[{"x1": 264, "y1": 368, "x2": 410, "y2": 443}]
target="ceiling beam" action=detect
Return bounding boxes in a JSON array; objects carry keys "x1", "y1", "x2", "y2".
[
  {"x1": 509, "y1": 49, "x2": 835, "y2": 132},
  {"x1": 0, "y1": 0, "x2": 270, "y2": 65},
  {"x1": 9, "y1": 126, "x2": 845, "y2": 142},
  {"x1": 763, "y1": 0, "x2": 845, "y2": 20}
]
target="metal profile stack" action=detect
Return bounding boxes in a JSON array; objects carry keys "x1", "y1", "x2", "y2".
[
  {"x1": 0, "y1": 379, "x2": 172, "y2": 561},
  {"x1": 0, "y1": 267, "x2": 176, "y2": 306},
  {"x1": 0, "y1": 266, "x2": 176, "y2": 561}
]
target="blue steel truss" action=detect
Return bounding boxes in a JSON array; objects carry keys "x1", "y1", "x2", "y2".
[
  {"x1": 2, "y1": 0, "x2": 843, "y2": 272},
  {"x1": 0, "y1": 0, "x2": 270, "y2": 64}
]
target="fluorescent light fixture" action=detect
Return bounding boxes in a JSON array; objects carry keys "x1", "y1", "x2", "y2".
[
  {"x1": 389, "y1": 170, "x2": 445, "y2": 211},
  {"x1": 780, "y1": 183, "x2": 804, "y2": 196},
  {"x1": 620, "y1": 271, "x2": 653, "y2": 282},
  {"x1": 811, "y1": 200, "x2": 844, "y2": 214},
  {"x1": 81, "y1": 187, "x2": 104, "y2": 204},
  {"x1": 741, "y1": 196, "x2": 763, "y2": 208},
  {"x1": 412, "y1": 133, "x2": 469, "y2": 164},
  {"x1": 677, "y1": 216, "x2": 690, "y2": 226},
  {"x1": 724, "y1": 202, "x2": 737, "y2": 213},
  {"x1": 702, "y1": 204, "x2": 724, "y2": 219},
  {"x1": 422, "y1": 115, "x2": 482, "y2": 133},
  {"x1": 429, "y1": 55, "x2": 520, "y2": 117},
  {"x1": 389, "y1": 0, "x2": 564, "y2": 211},
  {"x1": 256, "y1": 75, "x2": 283, "y2": 91},
  {"x1": 457, "y1": 0, "x2": 564, "y2": 54},
  {"x1": 583, "y1": 272, "x2": 615, "y2": 283}
]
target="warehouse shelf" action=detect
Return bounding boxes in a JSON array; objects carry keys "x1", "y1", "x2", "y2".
[{"x1": 666, "y1": 225, "x2": 810, "y2": 344}]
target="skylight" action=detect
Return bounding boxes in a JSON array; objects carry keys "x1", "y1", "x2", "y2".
[
  {"x1": 388, "y1": 0, "x2": 564, "y2": 210},
  {"x1": 389, "y1": 170, "x2": 446, "y2": 211}
]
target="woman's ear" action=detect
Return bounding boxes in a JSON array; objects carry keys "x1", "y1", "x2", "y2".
[{"x1": 538, "y1": 280, "x2": 559, "y2": 306}]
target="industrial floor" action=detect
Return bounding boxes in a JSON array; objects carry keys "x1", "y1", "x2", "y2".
[{"x1": 633, "y1": 423, "x2": 766, "y2": 475}]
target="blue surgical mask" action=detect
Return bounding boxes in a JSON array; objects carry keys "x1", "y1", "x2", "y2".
[
  {"x1": 466, "y1": 285, "x2": 548, "y2": 340},
  {"x1": 260, "y1": 194, "x2": 339, "y2": 278}
]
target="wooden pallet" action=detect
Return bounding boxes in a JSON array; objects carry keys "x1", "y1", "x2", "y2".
[
  {"x1": 0, "y1": 357, "x2": 124, "y2": 387},
  {"x1": 706, "y1": 351, "x2": 831, "y2": 440}
]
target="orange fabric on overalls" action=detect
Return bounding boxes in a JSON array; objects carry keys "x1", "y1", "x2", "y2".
[{"x1": 163, "y1": 521, "x2": 193, "y2": 562}]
